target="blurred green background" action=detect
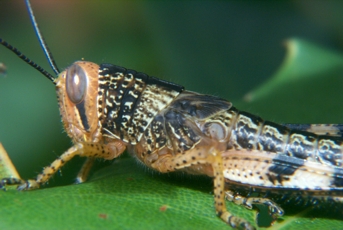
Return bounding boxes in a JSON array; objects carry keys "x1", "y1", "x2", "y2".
[{"x1": 1, "y1": 0, "x2": 343, "y2": 183}]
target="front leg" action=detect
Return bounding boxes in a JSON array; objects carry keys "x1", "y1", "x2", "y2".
[{"x1": 0, "y1": 141, "x2": 126, "y2": 190}]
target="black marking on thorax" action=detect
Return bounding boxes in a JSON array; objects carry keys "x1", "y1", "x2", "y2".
[
  {"x1": 97, "y1": 63, "x2": 184, "y2": 144},
  {"x1": 146, "y1": 75, "x2": 185, "y2": 92}
]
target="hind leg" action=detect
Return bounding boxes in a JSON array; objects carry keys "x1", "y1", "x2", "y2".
[
  {"x1": 225, "y1": 190, "x2": 284, "y2": 218},
  {"x1": 151, "y1": 147, "x2": 256, "y2": 229}
]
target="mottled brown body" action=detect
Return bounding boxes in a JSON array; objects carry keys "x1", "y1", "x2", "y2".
[
  {"x1": 1, "y1": 61, "x2": 343, "y2": 229},
  {"x1": 1, "y1": 1, "x2": 342, "y2": 229}
]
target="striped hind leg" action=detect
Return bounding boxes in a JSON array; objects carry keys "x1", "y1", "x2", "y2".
[
  {"x1": 212, "y1": 154, "x2": 256, "y2": 230},
  {"x1": 151, "y1": 148, "x2": 256, "y2": 229}
]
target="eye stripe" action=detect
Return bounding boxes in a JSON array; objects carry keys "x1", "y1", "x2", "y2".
[{"x1": 76, "y1": 101, "x2": 90, "y2": 131}]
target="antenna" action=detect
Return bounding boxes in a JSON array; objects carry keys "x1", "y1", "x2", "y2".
[
  {"x1": 25, "y1": 0, "x2": 60, "y2": 75},
  {"x1": 0, "y1": 39, "x2": 56, "y2": 83},
  {"x1": 0, "y1": 0, "x2": 60, "y2": 84}
]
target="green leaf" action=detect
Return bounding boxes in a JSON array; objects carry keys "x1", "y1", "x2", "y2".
[
  {"x1": 243, "y1": 38, "x2": 343, "y2": 101},
  {"x1": 1, "y1": 38, "x2": 343, "y2": 230},
  {"x1": 0, "y1": 158, "x2": 255, "y2": 230},
  {"x1": 236, "y1": 38, "x2": 343, "y2": 123}
]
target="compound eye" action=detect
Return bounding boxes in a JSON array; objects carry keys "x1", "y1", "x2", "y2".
[{"x1": 66, "y1": 64, "x2": 87, "y2": 104}]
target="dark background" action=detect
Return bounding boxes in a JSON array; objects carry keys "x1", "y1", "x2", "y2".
[{"x1": 0, "y1": 0, "x2": 343, "y2": 181}]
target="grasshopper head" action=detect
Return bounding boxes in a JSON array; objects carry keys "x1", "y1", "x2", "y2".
[{"x1": 55, "y1": 61, "x2": 102, "y2": 143}]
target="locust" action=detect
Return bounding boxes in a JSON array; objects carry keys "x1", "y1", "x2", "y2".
[{"x1": 1, "y1": 1, "x2": 343, "y2": 229}]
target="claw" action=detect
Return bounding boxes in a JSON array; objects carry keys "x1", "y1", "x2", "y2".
[
  {"x1": 0, "y1": 177, "x2": 41, "y2": 191},
  {"x1": 265, "y1": 201, "x2": 284, "y2": 217},
  {"x1": 0, "y1": 177, "x2": 24, "y2": 190},
  {"x1": 227, "y1": 215, "x2": 256, "y2": 230},
  {"x1": 17, "y1": 180, "x2": 39, "y2": 191}
]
